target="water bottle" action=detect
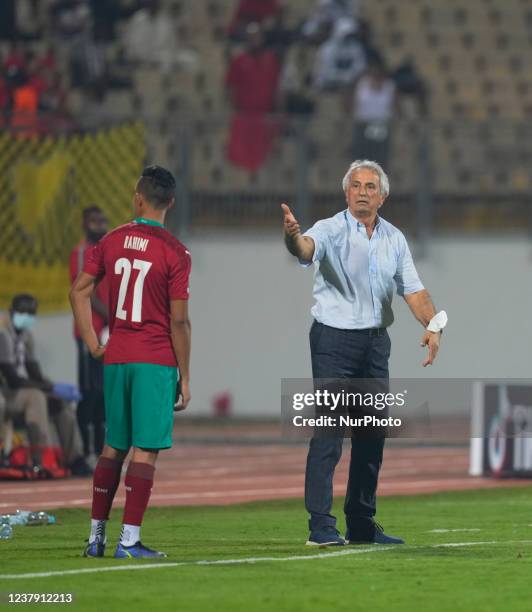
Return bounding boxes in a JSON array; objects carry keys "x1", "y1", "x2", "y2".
[
  {"x1": 27, "y1": 511, "x2": 56, "y2": 526},
  {"x1": 0, "y1": 516, "x2": 12, "y2": 540},
  {"x1": 10, "y1": 510, "x2": 31, "y2": 525},
  {"x1": 1, "y1": 510, "x2": 57, "y2": 527}
]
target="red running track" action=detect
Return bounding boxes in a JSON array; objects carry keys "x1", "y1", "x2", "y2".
[{"x1": 0, "y1": 444, "x2": 529, "y2": 514}]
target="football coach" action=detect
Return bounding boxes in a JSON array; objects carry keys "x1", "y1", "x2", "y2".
[{"x1": 281, "y1": 159, "x2": 447, "y2": 547}]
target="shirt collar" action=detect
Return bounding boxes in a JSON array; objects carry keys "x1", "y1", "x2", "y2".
[
  {"x1": 133, "y1": 217, "x2": 164, "y2": 228},
  {"x1": 345, "y1": 209, "x2": 381, "y2": 233}
]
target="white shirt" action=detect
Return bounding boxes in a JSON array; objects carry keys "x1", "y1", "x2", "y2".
[
  {"x1": 302, "y1": 210, "x2": 424, "y2": 329},
  {"x1": 123, "y1": 9, "x2": 176, "y2": 72},
  {"x1": 353, "y1": 76, "x2": 396, "y2": 122}
]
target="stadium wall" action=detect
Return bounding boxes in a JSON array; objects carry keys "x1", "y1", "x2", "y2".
[{"x1": 30, "y1": 236, "x2": 531, "y2": 416}]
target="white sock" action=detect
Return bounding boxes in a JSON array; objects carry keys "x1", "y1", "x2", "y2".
[
  {"x1": 89, "y1": 519, "x2": 106, "y2": 544},
  {"x1": 120, "y1": 524, "x2": 140, "y2": 547}
]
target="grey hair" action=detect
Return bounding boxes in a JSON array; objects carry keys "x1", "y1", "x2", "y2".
[{"x1": 341, "y1": 160, "x2": 390, "y2": 197}]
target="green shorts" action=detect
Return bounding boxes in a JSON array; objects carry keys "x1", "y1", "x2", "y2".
[{"x1": 103, "y1": 363, "x2": 178, "y2": 451}]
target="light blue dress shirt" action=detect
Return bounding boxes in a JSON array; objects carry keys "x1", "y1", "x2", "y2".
[{"x1": 302, "y1": 209, "x2": 424, "y2": 329}]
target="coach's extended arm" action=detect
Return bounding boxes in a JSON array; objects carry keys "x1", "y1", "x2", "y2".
[{"x1": 281, "y1": 203, "x2": 315, "y2": 263}]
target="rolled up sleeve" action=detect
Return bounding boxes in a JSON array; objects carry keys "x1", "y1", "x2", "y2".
[
  {"x1": 394, "y1": 233, "x2": 424, "y2": 296},
  {"x1": 300, "y1": 221, "x2": 328, "y2": 267}
]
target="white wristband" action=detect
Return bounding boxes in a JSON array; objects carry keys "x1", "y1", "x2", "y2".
[{"x1": 427, "y1": 310, "x2": 448, "y2": 333}]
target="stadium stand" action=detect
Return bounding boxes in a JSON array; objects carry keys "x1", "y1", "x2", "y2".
[{"x1": 2, "y1": 0, "x2": 532, "y2": 229}]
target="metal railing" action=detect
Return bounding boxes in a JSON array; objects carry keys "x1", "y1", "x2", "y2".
[
  {"x1": 162, "y1": 115, "x2": 532, "y2": 252},
  {"x1": 5, "y1": 112, "x2": 532, "y2": 256},
  {"x1": 162, "y1": 115, "x2": 434, "y2": 242}
]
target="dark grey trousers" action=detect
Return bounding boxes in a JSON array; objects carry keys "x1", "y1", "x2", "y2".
[
  {"x1": 304, "y1": 321, "x2": 390, "y2": 532},
  {"x1": 76, "y1": 338, "x2": 105, "y2": 456}
]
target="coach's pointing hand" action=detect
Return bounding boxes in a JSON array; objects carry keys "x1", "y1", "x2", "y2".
[
  {"x1": 281, "y1": 203, "x2": 315, "y2": 263},
  {"x1": 281, "y1": 203, "x2": 301, "y2": 238}
]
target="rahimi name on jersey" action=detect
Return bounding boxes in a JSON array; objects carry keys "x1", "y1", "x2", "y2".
[{"x1": 123, "y1": 236, "x2": 149, "y2": 252}]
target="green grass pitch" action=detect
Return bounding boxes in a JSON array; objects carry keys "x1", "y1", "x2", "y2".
[{"x1": 1, "y1": 487, "x2": 532, "y2": 611}]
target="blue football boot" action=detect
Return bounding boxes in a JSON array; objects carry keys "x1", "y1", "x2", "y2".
[
  {"x1": 114, "y1": 541, "x2": 167, "y2": 559},
  {"x1": 83, "y1": 539, "x2": 106, "y2": 557}
]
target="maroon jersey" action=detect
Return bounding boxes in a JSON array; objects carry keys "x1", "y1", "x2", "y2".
[
  {"x1": 83, "y1": 218, "x2": 191, "y2": 366},
  {"x1": 70, "y1": 240, "x2": 109, "y2": 339}
]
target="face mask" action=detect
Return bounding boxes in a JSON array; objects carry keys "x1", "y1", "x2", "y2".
[
  {"x1": 87, "y1": 230, "x2": 106, "y2": 243},
  {"x1": 12, "y1": 312, "x2": 36, "y2": 331}
]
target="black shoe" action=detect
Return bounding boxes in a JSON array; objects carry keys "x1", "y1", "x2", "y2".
[
  {"x1": 69, "y1": 457, "x2": 94, "y2": 477},
  {"x1": 346, "y1": 520, "x2": 404, "y2": 545},
  {"x1": 306, "y1": 527, "x2": 346, "y2": 547}
]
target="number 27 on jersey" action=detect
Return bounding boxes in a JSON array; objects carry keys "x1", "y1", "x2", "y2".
[{"x1": 114, "y1": 257, "x2": 152, "y2": 323}]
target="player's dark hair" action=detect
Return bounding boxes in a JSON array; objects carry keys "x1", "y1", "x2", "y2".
[
  {"x1": 137, "y1": 165, "x2": 176, "y2": 209},
  {"x1": 11, "y1": 293, "x2": 38, "y2": 313},
  {"x1": 82, "y1": 205, "x2": 104, "y2": 222}
]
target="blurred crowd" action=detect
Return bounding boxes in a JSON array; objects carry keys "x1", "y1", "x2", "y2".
[
  {"x1": 0, "y1": 0, "x2": 428, "y2": 168},
  {"x1": 224, "y1": 0, "x2": 428, "y2": 172},
  {"x1": 0, "y1": 0, "x2": 195, "y2": 134}
]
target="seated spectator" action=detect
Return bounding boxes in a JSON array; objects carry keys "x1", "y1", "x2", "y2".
[
  {"x1": 225, "y1": 22, "x2": 281, "y2": 172},
  {"x1": 351, "y1": 59, "x2": 396, "y2": 169},
  {"x1": 391, "y1": 56, "x2": 429, "y2": 117},
  {"x1": 26, "y1": 49, "x2": 69, "y2": 117},
  {"x1": 278, "y1": 46, "x2": 315, "y2": 116},
  {"x1": 9, "y1": 52, "x2": 73, "y2": 133},
  {"x1": 262, "y1": 5, "x2": 297, "y2": 55},
  {"x1": 0, "y1": 379, "x2": 50, "y2": 473},
  {"x1": 9, "y1": 67, "x2": 40, "y2": 139},
  {"x1": 39, "y1": 72, "x2": 69, "y2": 116},
  {"x1": 49, "y1": 0, "x2": 92, "y2": 40},
  {"x1": 15, "y1": 0, "x2": 46, "y2": 40},
  {"x1": 313, "y1": 17, "x2": 366, "y2": 91},
  {"x1": 0, "y1": 1, "x2": 15, "y2": 40},
  {"x1": 228, "y1": 0, "x2": 282, "y2": 42},
  {"x1": 302, "y1": 0, "x2": 361, "y2": 43},
  {"x1": 76, "y1": 81, "x2": 108, "y2": 130},
  {"x1": 3, "y1": 41, "x2": 27, "y2": 74},
  {"x1": 122, "y1": 0, "x2": 179, "y2": 74},
  {"x1": 89, "y1": 0, "x2": 141, "y2": 43},
  {"x1": 49, "y1": 0, "x2": 104, "y2": 88},
  {"x1": 0, "y1": 72, "x2": 9, "y2": 123},
  {"x1": 0, "y1": 294, "x2": 91, "y2": 476},
  {"x1": 26, "y1": 51, "x2": 48, "y2": 99},
  {"x1": 0, "y1": 2, "x2": 44, "y2": 42},
  {"x1": 36, "y1": 45, "x2": 59, "y2": 73}
]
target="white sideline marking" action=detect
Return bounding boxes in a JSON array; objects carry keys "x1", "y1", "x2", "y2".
[
  {"x1": 0, "y1": 547, "x2": 392, "y2": 580},
  {"x1": 434, "y1": 540, "x2": 532, "y2": 548},
  {"x1": 428, "y1": 529, "x2": 481, "y2": 533},
  {"x1": 3, "y1": 540, "x2": 532, "y2": 580}
]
